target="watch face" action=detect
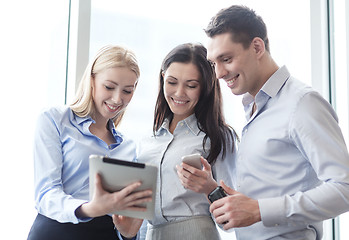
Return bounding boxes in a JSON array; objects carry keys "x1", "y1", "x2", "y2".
[{"x1": 208, "y1": 186, "x2": 227, "y2": 203}]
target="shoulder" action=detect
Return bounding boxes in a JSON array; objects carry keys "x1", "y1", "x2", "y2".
[
  {"x1": 283, "y1": 76, "x2": 312, "y2": 98},
  {"x1": 36, "y1": 105, "x2": 75, "y2": 130},
  {"x1": 39, "y1": 105, "x2": 72, "y2": 120}
]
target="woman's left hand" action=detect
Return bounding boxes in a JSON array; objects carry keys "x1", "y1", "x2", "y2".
[
  {"x1": 176, "y1": 157, "x2": 218, "y2": 195},
  {"x1": 112, "y1": 214, "x2": 143, "y2": 239}
]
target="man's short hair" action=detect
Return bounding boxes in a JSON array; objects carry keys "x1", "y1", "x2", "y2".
[{"x1": 205, "y1": 5, "x2": 270, "y2": 52}]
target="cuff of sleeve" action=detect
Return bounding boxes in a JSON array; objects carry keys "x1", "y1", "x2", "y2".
[
  {"x1": 258, "y1": 196, "x2": 286, "y2": 227},
  {"x1": 69, "y1": 199, "x2": 91, "y2": 223},
  {"x1": 118, "y1": 232, "x2": 137, "y2": 240}
]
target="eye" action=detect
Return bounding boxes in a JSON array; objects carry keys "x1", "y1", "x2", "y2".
[
  {"x1": 222, "y1": 57, "x2": 232, "y2": 63},
  {"x1": 187, "y1": 84, "x2": 198, "y2": 89},
  {"x1": 104, "y1": 85, "x2": 114, "y2": 90},
  {"x1": 166, "y1": 79, "x2": 177, "y2": 85},
  {"x1": 123, "y1": 89, "x2": 133, "y2": 94}
]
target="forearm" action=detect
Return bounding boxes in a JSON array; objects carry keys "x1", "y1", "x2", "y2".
[
  {"x1": 36, "y1": 188, "x2": 88, "y2": 223},
  {"x1": 259, "y1": 182, "x2": 349, "y2": 227}
]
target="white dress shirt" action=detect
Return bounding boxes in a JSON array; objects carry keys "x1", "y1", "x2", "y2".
[
  {"x1": 234, "y1": 66, "x2": 349, "y2": 240},
  {"x1": 137, "y1": 114, "x2": 237, "y2": 227}
]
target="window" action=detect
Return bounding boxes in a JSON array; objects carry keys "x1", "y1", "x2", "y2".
[
  {"x1": 88, "y1": 0, "x2": 317, "y2": 239},
  {"x1": 89, "y1": 0, "x2": 312, "y2": 142},
  {"x1": 332, "y1": 0, "x2": 349, "y2": 239},
  {"x1": 0, "y1": 1, "x2": 70, "y2": 239},
  {"x1": 5, "y1": 0, "x2": 348, "y2": 239}
]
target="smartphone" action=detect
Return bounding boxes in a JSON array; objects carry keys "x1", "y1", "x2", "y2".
[{"x1": 181, "y1": 153, "x2": 202, "y2": 169}]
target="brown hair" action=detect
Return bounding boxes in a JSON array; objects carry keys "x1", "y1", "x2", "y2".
[
  {"x1": 154, "y1": 43, "x2": 237, "y2": 164},
  {"x1": 205, "y1": 5, "x2": 270, "y2": 52}
]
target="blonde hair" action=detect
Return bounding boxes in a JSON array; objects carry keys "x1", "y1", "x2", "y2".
[{"x1": 70, "y1": 45, "x2": 140, "y2": 127}]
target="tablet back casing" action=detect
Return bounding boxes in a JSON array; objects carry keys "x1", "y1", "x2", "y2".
[{"x1": 89, "y1": 154, "x2": 157, "y2": 219}]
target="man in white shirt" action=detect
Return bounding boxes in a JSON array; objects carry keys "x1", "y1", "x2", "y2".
[{"x1": 206, "y1": 5, "x2": 349, "y2": 240}]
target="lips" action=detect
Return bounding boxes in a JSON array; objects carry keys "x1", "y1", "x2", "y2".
[
  {"x1": 105, "y1": 102, "x2": 121, "y2": 112},
  {"x1": 172, "y1": 98, "x2": 188, "y2": 105},
  {"x1": 225, "y1": 74, "x2": 239, "y2": 88}
]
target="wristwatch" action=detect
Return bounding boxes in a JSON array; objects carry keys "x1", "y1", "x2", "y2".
[{"x1": 208, "y1": 186, "x2": 227, "y2": 203}]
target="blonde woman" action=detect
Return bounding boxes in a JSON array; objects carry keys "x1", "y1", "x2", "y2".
[{"x1": 28, "y1": 45, "x2": 151, "y2": 240}]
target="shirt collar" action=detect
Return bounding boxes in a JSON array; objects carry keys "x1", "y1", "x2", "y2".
[
  {"x1": 260, "y1": 65, "x2": 290, "y2": 98},
  {"x1": 242, "y1": 65, "x2": 290, "y2": 107},
  {"x1": 109, "y1": 120, "x2": 123, "y2": 146},
  {"x1": 156, "y1": 114, "x2": 201, "y2": 136},
  {"x1": 72, "y1": 110, "x2": 123, "y2": 146},
  {"x1": 74, "y1": 112, "x2": 95, "y2": 125}
]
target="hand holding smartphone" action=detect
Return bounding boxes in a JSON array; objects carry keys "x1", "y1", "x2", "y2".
[{"x1": 181, "y1": 153, "x2": 202, "y2": 169}]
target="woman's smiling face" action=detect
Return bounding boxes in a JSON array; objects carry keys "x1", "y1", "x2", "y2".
[
  {"x1": 163, "y1": 62, "x2": 201, "y2": 122},
  {"x1": 92, "y1": 67, "x2": 138, "y2": 124}
]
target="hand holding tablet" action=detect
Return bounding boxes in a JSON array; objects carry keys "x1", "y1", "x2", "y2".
[{"x1": 88, "y1": 155, "x2": 157, "y2": 219}]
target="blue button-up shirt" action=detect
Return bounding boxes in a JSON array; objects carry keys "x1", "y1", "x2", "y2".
[
  {"x1": 234, "y1": 66, "x2": 349, "y2": 240},
  {"x1": 33, "y1": 106, "x2": 137, "y2": 224},
  {"x1": 137, "y1": 114, "x2": 237, "y2": 226}
]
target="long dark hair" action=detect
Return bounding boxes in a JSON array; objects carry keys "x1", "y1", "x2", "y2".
[{"x1": 153, "y1": 43, "x2": 237, "y2": 164}]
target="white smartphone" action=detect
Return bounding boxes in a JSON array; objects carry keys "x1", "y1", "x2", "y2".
[{"x1": 181, "y1": 153, "x2": 202, "y2": 169}]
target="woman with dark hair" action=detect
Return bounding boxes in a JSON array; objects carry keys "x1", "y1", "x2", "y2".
[{"x1": 137, "y1": 43, "x2": 238, "y2": 239}]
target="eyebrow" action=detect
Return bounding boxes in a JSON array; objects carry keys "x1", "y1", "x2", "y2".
[
  {"x1": 209, "y1": 51, "x2": 231, "y2": 62},
  {"x1": 106, "y1": 80, "x2": 135, "y2": 88},
  {"x1": 166, "y1": 76, "x2": 199, "y2": 82}
]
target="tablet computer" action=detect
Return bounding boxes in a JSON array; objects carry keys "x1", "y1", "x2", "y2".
[{"x1": 89, "y1": 154, "x2": 157, "y2": 219}]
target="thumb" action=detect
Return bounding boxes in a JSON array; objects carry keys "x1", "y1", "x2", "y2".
[
  {"x1": 201, "y1": 157, "x2": 211, "y2": 171},
  {"x1": 112, "y1": 214, "x2": 122, "y2": 225},
  {"x1": 94, "y1": 173, "x2": 105, "y2": 194},
  {"x1": 220, "y1": 180, "x2": 237, "y2": 195}
]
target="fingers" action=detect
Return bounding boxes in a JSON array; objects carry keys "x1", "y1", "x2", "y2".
[
  {"x1": 123, "y1": 190, "x2": 152, "y2": 208},
  {"x1": 220, "y1": 180, "x2": 237, "y2": 195},
  {"x1": 114, "y1": 183, "x2": 152, "y2": 210},
  {"x1": 176, "y1": 165, "x2": 203, "y2": 187},
  {"x1": 94, "y1": 173, "x2": 106, "y2": 195},
  {"x1": 112, "y1": 214, "x2": 121, "y2": 225},
  {"x1": 201, "y1": 157, "x2": 211, "y2": 171},
  {"x1": 119, "y1": 181, "x2": 142, "y2": 197}
]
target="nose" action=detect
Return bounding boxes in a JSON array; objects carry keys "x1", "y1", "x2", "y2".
[
  {"x1": 111, "y1": 90, "x2": 122, "y2": 104},
  {"x1": 175, "y1": 84, "x2": 186, "y2": 97},
  {"x1": 215, "y1": 63, "x2": 228, "y2": 79}
]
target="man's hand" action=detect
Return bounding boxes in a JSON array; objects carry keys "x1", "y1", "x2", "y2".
[{"x1": 209, "y1": 180, "x2": 261, "y2": 230}]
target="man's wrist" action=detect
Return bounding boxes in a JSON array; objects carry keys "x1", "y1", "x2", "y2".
[{"x1": 206, "y1": 182, "x2": 218, "y2": 195}]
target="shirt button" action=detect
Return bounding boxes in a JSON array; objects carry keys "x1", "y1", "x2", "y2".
[
  {"x1": 185, "y1": 130, "x2": 189, "y2": 134},
  {"x1": 180, "y1": 122, "x2": 184, "y2": 126}
]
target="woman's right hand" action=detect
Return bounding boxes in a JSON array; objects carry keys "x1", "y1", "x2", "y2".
[
  {"x1": 176, "y1": 157, "x2": 218, "y2": 195},
  {"x1": 76, "y1": 173, "x2": 152, "y2": 218}
]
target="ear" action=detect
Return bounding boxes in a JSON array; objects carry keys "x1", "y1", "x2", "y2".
[
  {"x1": 90, "y1": 76, "x2": 95, "y2": 90},
  {"x1": 251, "y1": 37, "x2": 265, "y2": 59}
]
